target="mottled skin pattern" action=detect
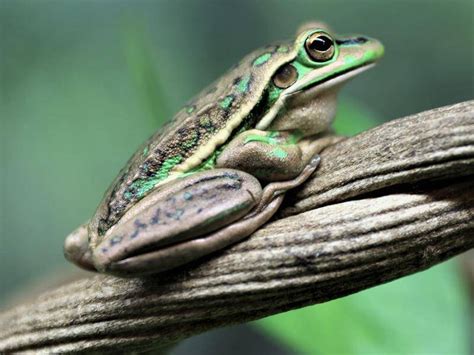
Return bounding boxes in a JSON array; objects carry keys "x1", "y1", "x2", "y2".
[{"x1": 96, "y1": 43, "x2": 295, "y2": 236}]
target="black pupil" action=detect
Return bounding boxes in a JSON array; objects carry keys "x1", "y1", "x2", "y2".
[{"x1": 310, "y1": 35, "x2": 332, "y2": 52}]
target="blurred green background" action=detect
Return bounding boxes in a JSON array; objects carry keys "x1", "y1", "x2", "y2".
[{"x1": 1, "y1": 0, "x2": 473, "y2": 354}]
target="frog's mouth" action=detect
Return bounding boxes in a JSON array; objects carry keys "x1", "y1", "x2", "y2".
[
  {"x1": 256, "y1": 62, "x2": 376, "y2": 131},
  {"x1": 289, "y1": 62, "x2": 376, "y2": 97}
]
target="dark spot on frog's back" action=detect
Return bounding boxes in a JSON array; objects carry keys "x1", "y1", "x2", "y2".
[
  {"x1": 232, "y1": 76, "x2": 242, "y2": 86},
  {"x1": 198, "y1": 114, "x2": 215, "y2": 132},
  {"x1": 233, "y1": 74, "x2": 253, "y2": 94},
  {"x1": 140, "y1": 162, "x2": 151, "y2": 175},
  {"x1": 177, "y1": 126, "x2": 189, "y2": 137}
]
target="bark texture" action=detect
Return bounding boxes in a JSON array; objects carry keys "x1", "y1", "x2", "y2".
[{"x1": 1, "y1": 101, "x2": 473, "y2": 353}]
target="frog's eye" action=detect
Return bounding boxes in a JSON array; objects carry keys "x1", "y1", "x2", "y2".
[
  {"x1": 272, "y1": 64, "x2": 298, "y2": 89},
  {"x1": 305, "y1": 32, "x2": 335, "y2": 62}
]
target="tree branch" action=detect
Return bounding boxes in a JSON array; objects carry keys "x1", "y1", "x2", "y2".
[{"x1": 1, "y1": 101, "x2": 473, "y2": 353}]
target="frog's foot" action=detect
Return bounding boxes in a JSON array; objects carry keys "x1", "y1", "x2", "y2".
[
  {"x1": 64, "y1": 223, "x2": 96, "y2": 272},
  {"x1": 254, "y1": 154, "x2": 320, "y2": 214}
]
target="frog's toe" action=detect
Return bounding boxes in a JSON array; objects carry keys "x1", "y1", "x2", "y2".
[{"x1": 309, "y1": 154, "x2": 321, "y2": 168}]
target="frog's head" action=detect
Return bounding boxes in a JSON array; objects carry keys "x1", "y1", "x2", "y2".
[{"x1": 257, "y1": 24, "x2": 384, "y2": 134}]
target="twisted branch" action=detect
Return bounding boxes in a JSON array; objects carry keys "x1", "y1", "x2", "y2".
[{"x1": 1, "y1": 101, "x2": 473, "y2": 353}]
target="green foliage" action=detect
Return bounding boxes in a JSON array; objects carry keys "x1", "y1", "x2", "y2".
[
  {"x1": 122, "y1": 18, "x2": 171, "y2": 126},
  {"x1": 333, "y1": 97, "x2": 380, "y2": 135},
  {"x1": 255, "y1": 261, "x2": 468, "y2": 354}
]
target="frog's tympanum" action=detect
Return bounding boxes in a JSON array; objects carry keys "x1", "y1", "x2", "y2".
[{"x1": 64, "y1": 23, "x2": 384, "y2": 276}]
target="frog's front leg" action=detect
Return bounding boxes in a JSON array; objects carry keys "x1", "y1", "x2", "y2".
[
  {"x1": 217, "y1": 129, "x2": 319, "y2": 182},
  {"x1": 216, "y1": 129, "x2": 323, "y2": 216}
]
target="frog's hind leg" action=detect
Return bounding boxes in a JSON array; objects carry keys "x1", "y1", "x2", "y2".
[
  {"x1": 109, "y1": 193, "x2": 286, "y2": 275},
  {"x1": 106, "y1": 158, "x2": 320, "y2": 276},
  {"x1": 92, "y1": 169, "x2": 266, "y2": 276}
]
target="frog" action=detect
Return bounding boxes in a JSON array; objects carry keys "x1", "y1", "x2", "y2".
[{"x1": 64, "y1": 23, "x2": 384, "y2": 277}]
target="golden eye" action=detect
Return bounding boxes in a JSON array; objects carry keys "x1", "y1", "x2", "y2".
[
  {"x1": 272, "y1": 64, "x2": 298, "y2": 89},
  {"x1": 305, "y1": 32, "x2": 335, "y2": 62}
]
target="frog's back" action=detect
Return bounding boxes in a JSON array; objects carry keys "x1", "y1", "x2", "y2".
[{"x1": 93, "y1": 42, "x2": 296, "y2": 235}]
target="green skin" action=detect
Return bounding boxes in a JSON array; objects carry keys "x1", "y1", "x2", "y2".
[{"x1": 64, "y1": 23, "x2": 384, "y2": 276}]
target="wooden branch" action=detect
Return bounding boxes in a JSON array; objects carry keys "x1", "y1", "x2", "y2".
[{"x1": 1, "y1": 101, "x2": 473, "y2": 353}]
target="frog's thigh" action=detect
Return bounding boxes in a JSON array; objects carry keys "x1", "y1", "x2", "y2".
[
  {"x1": 106, "y1": 155, "x2": 321, "y2": 275},
  {"x1": 109, "y1": 194, "x2": 285, "y2": 276},
  {"x1": 217, "y1": 129, "x2": 307, "y2": 181},
  {"x1": 92, "y1": 169, "x2": 264, "y2": 275}
]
